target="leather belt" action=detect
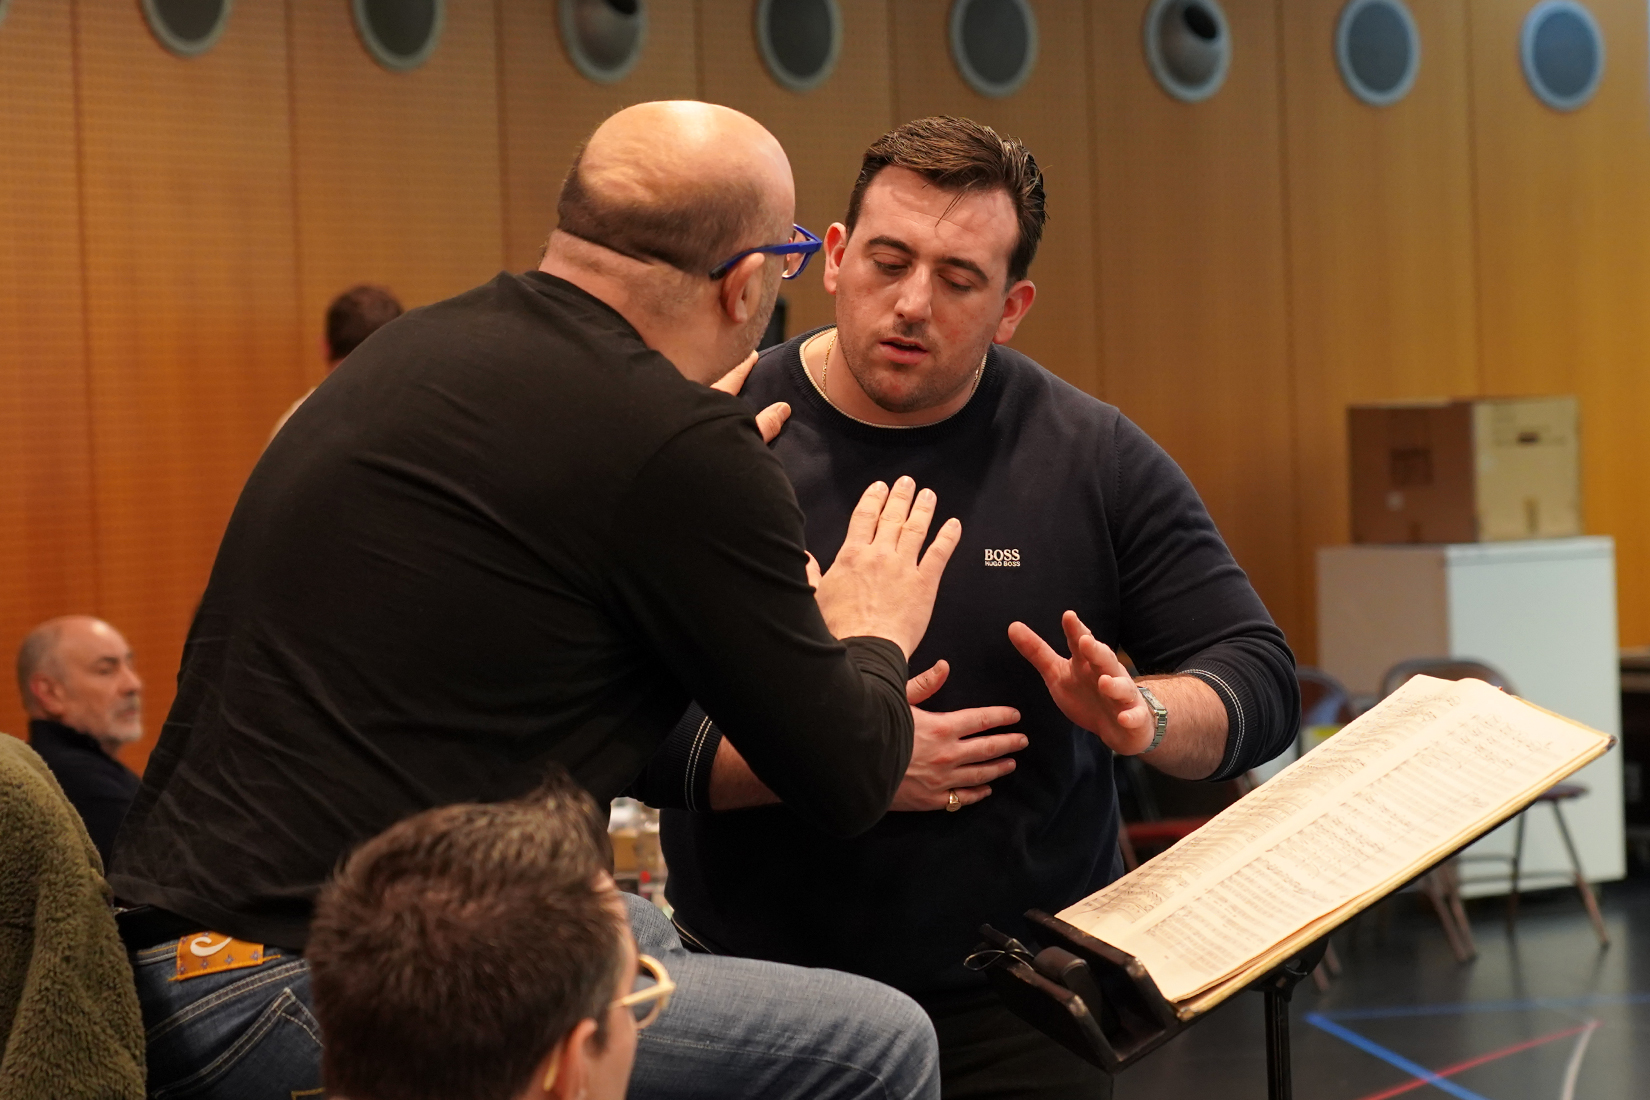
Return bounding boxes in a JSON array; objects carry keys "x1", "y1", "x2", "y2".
[{"x1": 114, "y1": 905, "x2": 209, "y2": 953}]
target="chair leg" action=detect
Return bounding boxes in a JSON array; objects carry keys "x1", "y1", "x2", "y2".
[
  {"x1": 1550, "y1": 802, "x2": 1610, "y2": 949},
  {"x1": 1443, "y1": 860, "x2": 1477, "y2": 961},
  {"x1": 1507, "y1": 810, "x2": 1527, "y2": 931},
  {"x1": 1422, "y1": 870, "x2": 1474, "y2": 964},
  {"x1": 1309, "y1": 937, "x2": 1342, "y2": 992}
]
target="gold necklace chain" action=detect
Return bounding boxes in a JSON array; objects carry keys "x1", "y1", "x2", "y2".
[{"x1": 815, "y1": 329, "x2": 986, "y2": 429}]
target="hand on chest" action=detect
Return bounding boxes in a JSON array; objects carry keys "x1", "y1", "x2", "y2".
[{"x1": 792, "y1": 455, "x2": 1119, "y2": 674}]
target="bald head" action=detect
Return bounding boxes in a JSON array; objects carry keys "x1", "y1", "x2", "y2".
[
  {"x1": 556, "y1": 101, "x2": 794, "y2": 279},
  {"x1": 17, "y1": 615, "x2": 143, "y2": 753}
]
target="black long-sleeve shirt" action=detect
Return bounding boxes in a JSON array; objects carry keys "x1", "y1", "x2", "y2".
[
  {"x1": 641, "y1": 333, "x2": 1298, "y2": 999},
  {"x1": 108, "y1": 273, "x2": 912, "y2": 949},
  {"x1": 28, "y1": 719, "x2": 140, "y2": 870}
]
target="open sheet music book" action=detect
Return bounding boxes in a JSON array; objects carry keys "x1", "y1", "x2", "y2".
[{"x1": 1058, "y1": 675, "x2": 1613, "y2": 1019}]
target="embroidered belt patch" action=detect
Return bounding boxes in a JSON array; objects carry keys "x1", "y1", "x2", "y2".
[{"x1": 173, "y1": 933, "x2": 269, "y2": 981}]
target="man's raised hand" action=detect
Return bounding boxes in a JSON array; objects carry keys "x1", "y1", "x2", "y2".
[
  {"x1": 1007, "y1": 611, "x2": 1156, "y2": 755},
  {"x1": 891, "y1": 661, "x2": 1026, "y2": 811},
  {"x1": 813, "y1": 477, "x2": 961, "y2": 658}
]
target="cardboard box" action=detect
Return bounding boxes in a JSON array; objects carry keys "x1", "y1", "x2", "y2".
[{"x1": 1348, "y1": 396, "x2": 1580, "y2": 544}]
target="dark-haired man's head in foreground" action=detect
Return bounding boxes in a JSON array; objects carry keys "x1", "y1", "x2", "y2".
[
  {"x1": 308, "y1": 769, "x2": 664, "y2": 1100},
  {"x1": 820, "y1": 115, "x2": 1046, "y2": 425}
]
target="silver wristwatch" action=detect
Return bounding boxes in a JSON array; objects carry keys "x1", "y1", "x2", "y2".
[{"x1": 1136, "y1": 683, "x2": 1169, "y2": 754}]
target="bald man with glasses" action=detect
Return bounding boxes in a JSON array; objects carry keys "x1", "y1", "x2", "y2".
[{"x1": 111, "y1": 102, "x2": 949, "y2": 1100}]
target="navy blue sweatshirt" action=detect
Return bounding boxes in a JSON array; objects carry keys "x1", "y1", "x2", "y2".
[{"x1": 637, "y1": 330, "x2": 1298, "y2": 1000}]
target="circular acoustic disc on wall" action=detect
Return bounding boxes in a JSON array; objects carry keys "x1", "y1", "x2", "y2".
[
  {"x1": 1336, "y1": 0, "x2": 1419, "y2": 107},
  {"x1": 1144, "y1": 0, "x2": 1230, "y2": 103},
  {"x1": 756, "y1": 0, "x2": 842, "y2": 94},
  {"x1": 559, "y1": 0, "x2": 647, "y2": 84},
  {"x1": 354, "y1": 0, "x2": 445, "y2": 73},
  {"x1": 141, "y1": 0, "x2": 233, "y2": 58},
  {"x1": 1521, "y1": 0, "x2": 1604, "y2": 112},
  {"x1": 949, "y1": 0, "x2": 1038, "y2": 99}
]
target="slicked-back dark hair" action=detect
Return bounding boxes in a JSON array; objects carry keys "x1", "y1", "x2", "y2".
[
  {"x1": 845, "y1": 116, "x2": 1047, "y2": 284},
  {"x1": 325, "y1": 285, "x2": 403, "y2": 363},
  {"x1": 307, "y1": 767, "x2": 622, "y2": 1100},
  {"x1": 556, "y1": 145, "x2": 767, "y2": 277}
]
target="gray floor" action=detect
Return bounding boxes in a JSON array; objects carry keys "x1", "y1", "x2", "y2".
[{"x1": 1111, "y1": 879, "x2": 1650, "y2": 1100}]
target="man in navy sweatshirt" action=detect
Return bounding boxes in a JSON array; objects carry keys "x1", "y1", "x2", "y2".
[{"x1": 636, "y1": 117, "x2": 1299, "y2": 1100}]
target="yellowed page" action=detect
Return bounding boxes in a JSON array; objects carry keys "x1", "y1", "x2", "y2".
[{"x1": 1058, "y1": 676, "x2": 1611, "y2": 1007}]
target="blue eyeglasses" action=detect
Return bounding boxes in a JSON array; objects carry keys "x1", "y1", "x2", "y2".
[{"x1": 709, "y1": 225, "x2": 822, "y2": 281}]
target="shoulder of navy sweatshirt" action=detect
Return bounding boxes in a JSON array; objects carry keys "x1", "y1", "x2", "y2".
[{"x1": 637, "y1": 330, "x2": 1299, "y2": 999}]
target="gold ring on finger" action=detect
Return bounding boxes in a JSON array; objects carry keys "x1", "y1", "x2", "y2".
[{"x1": 947, "y1": 790, "x2": 962, "y2": 812}]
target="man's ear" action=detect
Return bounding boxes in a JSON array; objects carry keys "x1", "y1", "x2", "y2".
[
  {"x1": 717, "y1": 253, "x2": 769, "y2": 326},
  {"x1": 993, "y1": 279, "x2": 1037, "y2": 345},
  {"x1": 821, "y1": 222, "x2": 850, "y2": 296},
  {"x1": 534, "y1": 1021, "x2": 596, "y2": 1100},
  {"x1": 28, "y1": 672, "x2": 64, "y2": 721}
]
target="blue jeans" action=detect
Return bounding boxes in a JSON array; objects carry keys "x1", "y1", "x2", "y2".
[
  {"x1": 130, "y1": 941, "x2": 322, "y2": 1099},
  {"x1": 626, "y1": 893, "x2": 940, "y2": 1099},
  {"x1": 130, "y1": 895, "x2": 938, "y2": 1100}
]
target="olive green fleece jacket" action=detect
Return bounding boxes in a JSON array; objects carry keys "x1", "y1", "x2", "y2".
[{"x1": 0, "y1": 733, "x2": 144, "y2": 1098}]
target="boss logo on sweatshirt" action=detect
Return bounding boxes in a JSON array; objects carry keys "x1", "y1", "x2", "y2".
[{"x1": 984, "y1": 548, "x2": 1021, "y2": 567}]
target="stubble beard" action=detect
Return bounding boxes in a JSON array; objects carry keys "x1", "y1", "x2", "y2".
[
  {"x1": 728, "y1": 263, "x2": 784, "y2": 372},
  {"x1": 106, "y1": 700, "x2": 143, "y2": 744},
  {"x1": 840, "y1": 326, "x2": 989, "y2": 415}
]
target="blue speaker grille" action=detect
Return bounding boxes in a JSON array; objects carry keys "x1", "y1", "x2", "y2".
[
  {"x1": 767, "y1": 0, "x2": 833, "y2": 80},
  {"x1": 959, "y1": 0, "x2": 1031, "y2": 87},
  {"x1": 1532, "y1": 9, "x2": 1598, "y2": 100},
  {"x1": 360, "y1": 0, "x2": 440, "y2": 63},
  {"x1": 1347, "y1": 3, "x2": 1411, "y2": 95},
  {"x1": 150, "y1": 0, "x2": 224, "y2": 44}
]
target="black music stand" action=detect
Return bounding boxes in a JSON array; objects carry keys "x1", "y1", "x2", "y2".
[{"x1": 972, "y1": 911, "x2": 1328, "y2": 1100}]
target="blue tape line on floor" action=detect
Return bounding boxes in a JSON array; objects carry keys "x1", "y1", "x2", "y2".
[
  {"x1": 1304, "y1": 1013, "x2": 1493, "y2": 1100},
  {"x1": 1321, "y1": 992, "x2": 1650, "y2": 1021}
]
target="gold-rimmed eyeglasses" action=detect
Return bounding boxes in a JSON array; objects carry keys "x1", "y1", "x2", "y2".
[{"x1": 616, "y1": 954, "x2": 675, "y2": 1029}]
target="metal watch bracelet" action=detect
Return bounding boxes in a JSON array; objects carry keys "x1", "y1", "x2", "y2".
[{"x1": 1136, "y1": 682, "x2": 1169, "y2": 754}]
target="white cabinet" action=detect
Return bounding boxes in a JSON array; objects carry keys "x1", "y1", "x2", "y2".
[{"x1": 1317, "y1": 537, "x2": 1625, "y2": 894}]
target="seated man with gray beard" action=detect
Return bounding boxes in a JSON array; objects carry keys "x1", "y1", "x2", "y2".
[{"x1": 16, "y1": 615, "x2": 145, "y2": 867}]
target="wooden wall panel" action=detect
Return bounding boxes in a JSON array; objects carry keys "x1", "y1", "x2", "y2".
[
  {"x1": 0, "y1": 0, "x2": 98, "y2": 741},
  {"x1": 696, "y1": 0, "x2": 894, "y2": 335},
  {"x1": 498, "y1": 1, "x2": 701, "y2": 272},
  {"x1": 1088, "y1": 0, "x2": 1303, "y2": 648},
  {"x1": 11, "y1": 0, "x2": 1650, "y2": 754},
  {"x1": 288, "y1": 0, "x2": 504, "y2": 380},
  {"x1": 888, "y1": 0, "x2": 1100, "y2": 394},
  {"x1": 74, "y1": 0, "x2": 304, "y2": 772},
  {"x1": 1470, "y1": 0, "x2": 1650, "y2": 648},
  {"x1": 1280, "y1": 0, "x2": 1481, "y2": 664}
]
